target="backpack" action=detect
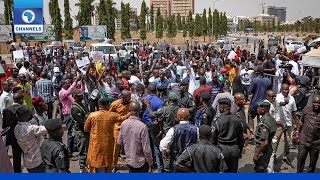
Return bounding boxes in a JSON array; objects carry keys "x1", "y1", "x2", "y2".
[{"x1": 53, "y1": 74, "x2": 62, "y2": 90}]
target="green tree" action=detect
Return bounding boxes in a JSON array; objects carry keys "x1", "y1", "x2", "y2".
[
  {"x1": 140, "y1": 0, "x2": 147, "y2": 41},
  {"x1": 194, "y1": 14, "x2": 202, "y2": 37},
  {"x1": 98, "y1": 0, "x2": 107, "y2": 25},
  {"x1": 125, "y1": 3, "x2": 131, "y2": 38},
  {"x1": 150, "y1": 4, "x2": 154, "y2": 31},
  {"x1": 182, "y1": 16, "x2": 187, "y2": 38},
  {"x1": 121, "y1": 3, "x2": 131, "y2": 40},
  {"x1": 219, "y1": 12, "x2": 223, "y2": 35},
  {"x1": 202, "y1": 9, "x2": 207, "y2": 41},
  {"x1": 263, "y1": 22, "x2": 267, "y2": 32},
  {"x1": 156, "y1": 7, "x2": 163, "y2": 40},
  {"x1": 267, "y1": 21, "x2": 271, "y2": 32},
  {"x1": 49, "y1": 0, "x2": 63, "y2": 40},
  {"x1": 221, "y1": 12, "x2": 228, "y2": 36},
  {"x1": 208, "y1": 8, "x2": 213, "y2": 37},
  {"x1": 176, "y1": 13, "x2": 182, "y2": 31},
  {"x1": 188, "y1": 10, "x2": 194, "y2": 38},
  {"x1": 106, "y1": 0, "x2": 116, "y2": 40},
  {"x1": 167, "y1": 15, "x2": 174, "y2": 38},
  {"x1": 76, "y1": 0, "x2": 94, "y2": 26},
  {"x1": 213, "y1": 9, "x2": 219, "y2": 39},
  {"x1": 4, "y1": 0, "x2": 13, "y2": 25},
  {"x1": 277, "y1": 20, "x2": 281, "y2": 32},
  {"x1": 163, "y1": 11, "x2": 168, "y2": 31},
  {"x1": 272, "y1": 18, "x2": 276, "y2": 32},
  {"x1": 63, "y1": 0, "x2": 73, "y2": 39},
  {"x1": 135, "y1": 15, "x2": 139, "y2": 31},
  {"x1": 315, "y1": 18, "x2": 320, "y2": 34}
]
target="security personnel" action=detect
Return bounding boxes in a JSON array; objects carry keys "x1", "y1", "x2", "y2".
[
  {"x1": 40, "y1": 118, "x2": 70, "y2": 173},
  {"x1": 157, "y1": 85, "x2": 168, "y2": 105},
  {"x1": 71, "y1": 89, "x2": 89, "y2": 173},
  {"x1": 212, "y1": 98, "x2": 244, "y2": 173},
  {"x1": 253, "y1": 101, "x2": 276, "y2": 173},
  {"x1": 178, "y1": 81, "x2": 196, "y2": 123}
]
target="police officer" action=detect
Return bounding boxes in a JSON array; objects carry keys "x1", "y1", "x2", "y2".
[
  {"x1": 253, "y1": 101, "x2": 276, "y2": 173},
  {"x1": 195, "y1": 92, "x2": 216, "y2": 127},
  {"x1": 157, "y1": 85, "x2": 168, "y2": 105},
  {"x1": 40, "y1": 118, "x2": 70, "y2": 173},
  {"x1": 71, "y1": 89, "x2": 89, "y2": 173},
  {"x1": 212, "y1": 98, "x2": 244, "y2": 173},
  {"x1": 178, "y1": 81, "x2": 196, "y2": 123}
]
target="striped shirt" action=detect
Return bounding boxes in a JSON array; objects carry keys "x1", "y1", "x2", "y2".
[{"x1": 36, "y1": 78, "x2": 54, "y2": 103}]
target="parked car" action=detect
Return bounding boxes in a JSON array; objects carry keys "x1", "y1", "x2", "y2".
[
  {"x1": 308, "y1": 37, "x2": 320, "y2": 50},
  {"x1": 268, "y1": 38, "x2": 279, "y2": 49},
  {"x1": 285, "y1": 41, "x2": 304, "y2": 52},
  {"x1": 232, "y1": 37, "x2": 240, "y2": 41},
  {"x1": 286, "y1": 37, "x2": 295, "y2": 44},
  {"x1": 217, "y1": 37, "x2": 227, "y2": 45}
]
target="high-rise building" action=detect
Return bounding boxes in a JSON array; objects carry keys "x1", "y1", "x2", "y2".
[
  {"x1": 267, "y1": 6, "x2": 286, "y2": 22},
  {"x1": 150, "y1": 0, "x2": 194, "y2": 17}
]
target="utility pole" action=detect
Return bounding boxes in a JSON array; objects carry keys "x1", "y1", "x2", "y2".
[{"x1": 259, "y1": 2, "x2": 266, "y2": 14}]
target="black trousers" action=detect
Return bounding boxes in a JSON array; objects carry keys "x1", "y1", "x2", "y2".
[
  {"x1": 128, "y1": 162, "x2": 149, "y2": 173},
  {"x1": 218, "y1": 144, "x2": 240, "y2": 173},
  {"x1": 89, "y1": 99, "x2": 99, "y2": 112},
  {"x1": 297, "y1": 143, "x2": 319, "y2": 173},
  {"x1": 46, "y1": 101, "x2": 53, "y2": 119},
  {"x1": 254, "y1": 144, "x2": 272, "y2": 173},
  {"x1": 12, "y1": 141, "x2": 22, "y2": 173},
  {"x1": 248, "y1": 107, "x2": 259, "y2": 131}
]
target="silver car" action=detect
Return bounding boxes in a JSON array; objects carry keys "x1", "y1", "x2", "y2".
[{"x1": 286, "y1": 41, "x2": 304, "y2": 52}]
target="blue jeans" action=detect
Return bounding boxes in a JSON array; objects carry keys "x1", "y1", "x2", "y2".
[
  {"x1": 153, "y1": 145, "x2": 164, "y2": 172},
  {"x1": 64, "y1": 115, "x2": 74, "y2": 155}
]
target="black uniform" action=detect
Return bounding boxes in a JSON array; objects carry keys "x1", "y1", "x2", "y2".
[
  {"x1": 41, "y1": 139, "x2": 70, "y2": 173},
  {"x1": 178, "y1": 92, "x2": 196, "y2": 122},
  {"x1": 71, "y1": 101, "x2": 89, "y2": 170},
  {"x1": 41, "y1": 118, "x2": 70, "y2": 173},
  {"x1": 212, "y1": 111, "x2": 244, "y2": 172},
  {"x1": 176, "y1": 140, "x2": 228, "y2": 172},
  {"x1": 254, "y1": 114, "x2": 276, "y2": 172}
]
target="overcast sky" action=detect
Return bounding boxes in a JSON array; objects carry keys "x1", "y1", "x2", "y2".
[{"x1": 1, "y1": 0, "x2": 319, "y2": 26}]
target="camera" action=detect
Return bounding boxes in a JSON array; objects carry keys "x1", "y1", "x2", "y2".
[{"x1": 279, "y1": 62, "x2": 293, "y2": 70}]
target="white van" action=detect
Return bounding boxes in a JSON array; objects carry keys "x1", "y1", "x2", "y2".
[{"x1": 89, "y1": 43, "x2": 118, "y2": 62}]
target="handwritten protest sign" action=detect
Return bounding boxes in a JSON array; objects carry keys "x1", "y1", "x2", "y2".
[
  {"x1": 76, "y1": 56, "x2": 90, "y2": 69},
  {"x1": 91, "y1": 51, "x2": 104, "y2": 63}
]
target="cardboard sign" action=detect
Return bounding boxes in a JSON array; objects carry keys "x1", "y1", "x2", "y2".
[
  {"x1": 13, "y1": 50, "x2": 24, "y2": 59},
  {"x1": 91, "y1": 51, "x2": 104, "y2": 63},
  {"x1": 228, "y1": 50, "x2": 237, "y2": 60},
  {"x1": 76, "y1": 56, "x2": 90, "y2": 69}
]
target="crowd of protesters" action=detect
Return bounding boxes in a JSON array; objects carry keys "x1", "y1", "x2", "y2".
[{"x1": 0, "y1": 37, "x2": 320, "y2": 173}]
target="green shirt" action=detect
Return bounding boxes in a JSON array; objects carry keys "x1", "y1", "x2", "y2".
[
  {"x1": 17, "y1": 83, "x2": 34, "y2": 109},
  {"x1": 254, "y1": 114, "x2": 276, "y2": 144}
]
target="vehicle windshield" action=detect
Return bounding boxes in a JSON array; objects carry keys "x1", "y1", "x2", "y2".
[{"x1": 93, "y1": 46, "x2": 116, "y2": 54}]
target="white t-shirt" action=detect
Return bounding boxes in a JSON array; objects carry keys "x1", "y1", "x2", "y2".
[
  {"x1": 240, "y1": 69, "x2": 254, "y2": 86},
  {"x1": 129, "y1": 75, "x2": 142, "y2": 85},
  {"x1": 275, "y1": 93, "x2": 297, "y2": 126}
]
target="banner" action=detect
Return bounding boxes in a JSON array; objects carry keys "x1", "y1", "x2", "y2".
[
  {"x1": 0, "y1": 25, "x2": 13, "y2": 42},
  {"x1": 20, "y1": 25, "x2": 55, "y2": 41},
  {"x1": 13, "y1": 0, "x2": 44, "y2": 34},
  {"x1": 79, "y1": 26, "x2": 107, "y2": 42}
]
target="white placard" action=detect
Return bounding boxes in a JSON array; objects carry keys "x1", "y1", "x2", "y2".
[
  {"x1": 224, "y1": 44, "x2": 232, "y2": 51},
  {"x1": 228, "y1": 50, "x2": 237, "y2": 60},
  {"x1": 13, "y1": 50, "x2": 24, "y2": 59},
  {"x1": 76, "y1": 56, "x2": 90, "y2": 69},
  {"x1": 91, "y1": 51, "x2": 104, "y2": 63}
]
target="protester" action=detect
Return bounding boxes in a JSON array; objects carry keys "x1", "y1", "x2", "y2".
[
  {"x1": 118, "y1": 102, "x2": 153, "y2": 173},
  {"x1": 14, "y1": 105, "x2": 47, "y2": 173},
  {"x1": 85, "y1": 98, "x2": 129, "y2": 173}
]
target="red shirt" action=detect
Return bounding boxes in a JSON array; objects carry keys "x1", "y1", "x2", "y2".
[
  {"x1": 193, "y1": 85, "x2": 212, "y2": 108},
  {"x1": 0, "y1": 69, "x2": 12, "y2": 90},
  {"x1": 122, "y1": 78, "x2": 130, "y2": 90}
]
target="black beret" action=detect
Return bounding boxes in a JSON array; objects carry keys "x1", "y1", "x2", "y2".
[
  {"x1": 200, "y1": 92, "x2": 211, "y2": 101},
  {"x1": 180, "y1": 81, "x2": 189, "y2": 86},
  {"x1": 218, "y1": 98, "x2": 231, "y2": 105},
  {"x1": 157, "y1": 85, "x2": 167, "y2": 91},
  {"x1": 199, "y1": 125, "x2": 212, "y2": 137},
  {"x1": 44, "y1": 118, "x2": 63, "y2": 131}
]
